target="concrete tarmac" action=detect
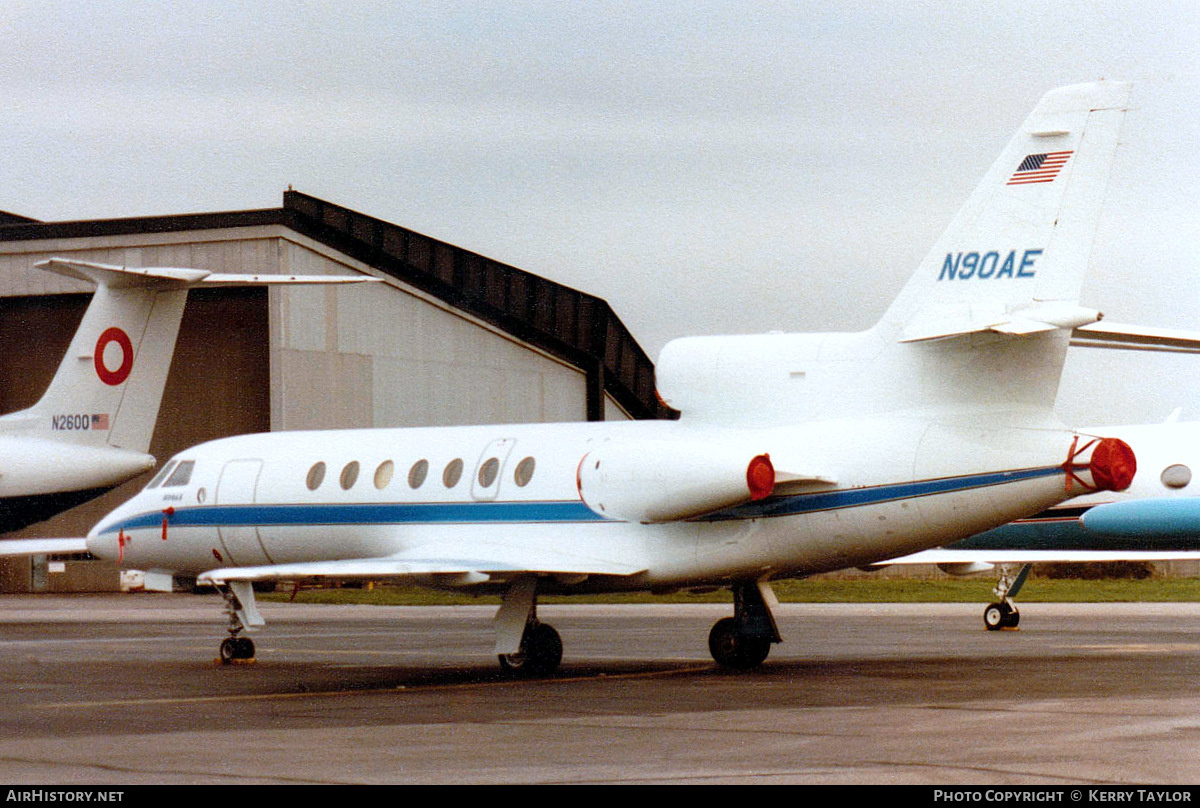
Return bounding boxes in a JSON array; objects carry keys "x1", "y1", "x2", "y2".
[{"x1": 1, "y1": 594, "x2": 1198, "y2": 784}]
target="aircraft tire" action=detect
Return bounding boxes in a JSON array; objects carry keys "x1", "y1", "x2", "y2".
[
  {"x1": 219, "y1": 636, "x2": 256, "y2": 664},
  {"x1": 984, "y1": 603, "x2": 1016, "y2": 631},
  {"x1": 708, "y1": 617, "x2": 771, "y2": 669},
  {"x1": 498, "y1": 622, "x2": 562, "y2": 677}
]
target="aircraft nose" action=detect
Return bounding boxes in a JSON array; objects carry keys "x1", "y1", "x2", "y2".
[{"x1": 85, "y1": 515, "x2": 120, "y2": 561}]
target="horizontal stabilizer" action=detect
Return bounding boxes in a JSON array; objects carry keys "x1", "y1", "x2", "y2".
[
  {"x1": 35, "y1": 258, "x2": 378, "y2": 288},
  {"x1": 0, "y1": 538, "x2": 89, "y2": 556},
  {"x1": 1071, "y1": 321, "x2": 1200, "y2": 354},
  {"x1": 901, "y1": 302, "x2": 1102, "y2": 343}
]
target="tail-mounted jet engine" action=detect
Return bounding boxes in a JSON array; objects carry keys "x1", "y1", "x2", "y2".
[{"x1": 576, "y1": 440, "x2": 775, "y2": 523}]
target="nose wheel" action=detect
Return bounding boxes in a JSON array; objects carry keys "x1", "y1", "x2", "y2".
[
  {"x1": 217, "y1": 581, "x2": 263, "y2": 664},
  {"x1": 219, "y1": 635, "x2": 256, "y2": 663},
  {"x1": 983, "y1": 601, "x2": 1020, "y2": 630},
  {"x1": 983, "y1": 563, "x2": 1030, "y2": 631}
]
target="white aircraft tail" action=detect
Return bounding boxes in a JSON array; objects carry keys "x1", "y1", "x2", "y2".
[
  {"x1": 656, "y1": 82, "x2": 1131, "y2": 425},
  {"x1": 1, "y1": 259, "x2": 374, "y2": 453},
  {"x1": 880, "y1": 81, "x2": 1129, "y2": 342}
]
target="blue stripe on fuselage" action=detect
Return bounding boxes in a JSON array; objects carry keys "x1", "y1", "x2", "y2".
[
  {"x1": 702, "y1": 465, "x2": 1065, "y2": 521},
  {"x1": 100, "y1": 465, "x2": 1067, "y2": 536}
]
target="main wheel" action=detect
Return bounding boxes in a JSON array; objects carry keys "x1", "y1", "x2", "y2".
[
  {"x1": 708, "y1": 617, "x2": 771, "y2": 669},
  {"x1": 498, "y1": 622, "x2": 562, "y2": 677},
  {"x1": 984, "y1": 603, "x2": 1017, "y2": 631}
]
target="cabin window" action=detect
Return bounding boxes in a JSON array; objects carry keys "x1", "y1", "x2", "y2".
[
  {"x1": 162, "y1": 461, "x2": 195, "y2": 487},
  {"x1": 514, "y1": 456, "x2": 536, "y2": 487},
  {"x1": 408, "y1": 459, "x2": 428, "y2": 489},
  {"x1": 478, "y1": 457, "x2": 500, "y2": 488},
  {"x1": 375, "y1": 460, "x2": 395, "y2": 490},
  {"x1": 306, "y1": 462, "x2": 326, "y2": 491},
  {"x1": 1161, "y1": 464, "x2": 1192, "y2": 489},
  {"x1": 340, "y1": 461, "x2": 360, "y2": 490},
  {"x1": 146, "y1": 461, "x2": 178, "y2": 490},
  {"x1": 443, "y1": 458, "x2": 464, "y2": 488}
]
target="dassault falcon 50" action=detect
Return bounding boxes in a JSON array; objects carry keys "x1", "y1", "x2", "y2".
[{"x1": 85, "y1": 82, "x2": 1138, "y2": 673}]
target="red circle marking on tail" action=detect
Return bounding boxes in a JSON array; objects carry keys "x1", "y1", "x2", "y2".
[{"x1": 94, "y1": 327, "x2": 134, "y2": 386}]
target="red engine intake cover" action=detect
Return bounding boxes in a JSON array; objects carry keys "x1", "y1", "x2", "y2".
[
  {"x1": 746, "y1": 454, "x2": 775, "y2": 500},
  {"x1": 1088, "y1": 437, "x2": 1137, "y2": 492}
]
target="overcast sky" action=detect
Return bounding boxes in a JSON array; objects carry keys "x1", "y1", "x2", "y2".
[{"x1": 2, "y1": 1, "x2": 1198, "y2": 426}]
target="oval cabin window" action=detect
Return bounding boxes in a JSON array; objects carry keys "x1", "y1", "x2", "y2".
[
  {"x1": 408, "y1": 459, "x2": 429, "y2": 489},
  {"x1": 514, "y1": 457, "x2": 535, "y2": 487},
  {"x1": 375, "y1": 460, "x2": 395, "y2": 489},
  {"x1": 478, "y1": 457, "x2": 500, "y2": 488},
  {"x1": 340, "y1": 461, "x2": 360, "y2": 490},
  {"x1": 1161, "y1": 463, "x2": 1192, "y2": 489},
  {"x1": 306, "y1": 462, "x2": 326, "y2": 491},
  {"x1": 443, "y1": 458, "x2": 464, "y2": 488}
]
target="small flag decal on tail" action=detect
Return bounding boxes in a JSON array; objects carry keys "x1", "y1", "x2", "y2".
[
  {"x1": 91, "y1": 413, "x2": 109, "y2": 430},
  {"x1": 1007, "y1": 151, "x2": 1073, "y2": 185}
]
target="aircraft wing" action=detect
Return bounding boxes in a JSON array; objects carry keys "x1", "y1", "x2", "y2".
[
  {"x1": 878, "y1": 548, "x2": 1200, "y2": 567},
  {"x1": 199, "y1": 546, "x2": 646, "y2": 586},
  {"x1": 0, "y1": 538, "x2": 89, "y2": 556}
]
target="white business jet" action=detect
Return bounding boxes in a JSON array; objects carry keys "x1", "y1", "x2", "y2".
[
  {"x1": 87, "y1": 82, "x2": 1137, "y2": 673},
  {"x1": 0, "y1": 258, "x2": 370, "y2": 537}
]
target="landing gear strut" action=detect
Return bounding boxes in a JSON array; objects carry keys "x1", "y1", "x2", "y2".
[
  {"x1": 494, "y1": 577, "x2": 562, "y2": 676},
  {"x1": 984, "y1": 563, "x2": 1030, "y2": 631},
  {"x1": 218, "y1": 580, "x2": 264, "y2": 663},
  {"x1": 708, "y1": 581, "x2": 781, "y2": 669}
]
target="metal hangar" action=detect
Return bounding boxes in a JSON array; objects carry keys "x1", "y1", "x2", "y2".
[{"x1": 0, "y1": 190, "x2": 667, "y2": 589}]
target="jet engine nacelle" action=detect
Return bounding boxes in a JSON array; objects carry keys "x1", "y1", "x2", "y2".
[{"x1": 576, "y1": 439, "x2": 775, "y2": 523}]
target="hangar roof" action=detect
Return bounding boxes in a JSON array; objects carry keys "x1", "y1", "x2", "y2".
[{"x1": 0, "y1": 190, "x2": 671, "y2": 421}]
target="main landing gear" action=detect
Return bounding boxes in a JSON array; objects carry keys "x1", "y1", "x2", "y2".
[
  {"x1": 708, "y1": 581, "x2": 781, "y2": 669},
  {"x1": 218, "y1": 581, "x2": 265, "y2": 663},
  {"x1": 494, "y1": 577, "x2": 562, "y2": 676},
  {"x1": 983, "y1": 563, "x2": 1031, "y2": 631}
]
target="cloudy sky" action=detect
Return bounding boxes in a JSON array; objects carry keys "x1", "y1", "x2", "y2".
[{"x1": 2, "y1": 1, "x2": 1198, "y2": 425}]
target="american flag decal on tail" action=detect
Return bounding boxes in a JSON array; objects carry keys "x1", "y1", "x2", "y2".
[
  {"x1": 1007, "y1": 151, "x2": 1073, "y2": 185},
  {"x1": 91, "y1": 413, "x2": 110, "y2": 430}
]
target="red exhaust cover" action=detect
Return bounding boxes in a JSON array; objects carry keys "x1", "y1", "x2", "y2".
[
  {"x1": 1088, "y1": 437, "x2": 1137, "y2": 492},
  {"x1": 746, "y1": 454, "x2": 775, "y2": 500}
]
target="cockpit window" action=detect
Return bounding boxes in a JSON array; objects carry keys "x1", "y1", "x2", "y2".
[
  {"x1": 162, "y1": 460, "x2": 195, "y2": 488},
  {"x1": 145, "y1": 461, "x2": 178, "y2": 490}
]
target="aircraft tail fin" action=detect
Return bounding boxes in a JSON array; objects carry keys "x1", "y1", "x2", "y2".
[
  {"x1": 3, "y1": 259, "x2": 374, "y2": 453},
  {"x1": 879, "y1": 81, "x2": 1130, "y2": 343}
]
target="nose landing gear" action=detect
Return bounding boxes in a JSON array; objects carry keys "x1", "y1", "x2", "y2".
[{"x1": 217, "y1": 581, "x2": 264, "y2": 664}]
